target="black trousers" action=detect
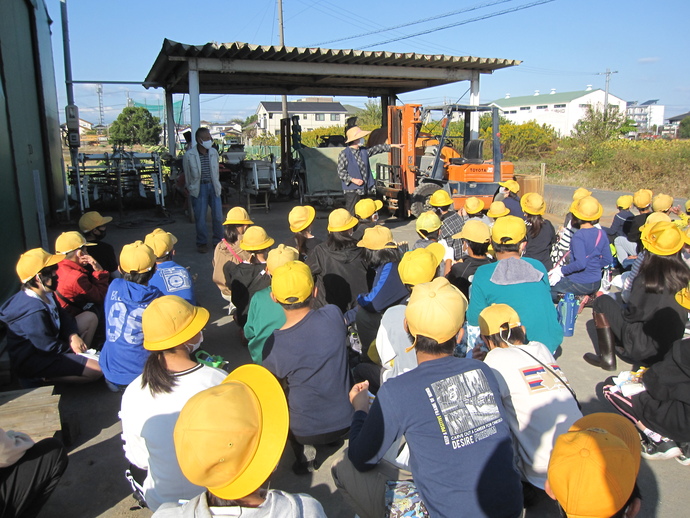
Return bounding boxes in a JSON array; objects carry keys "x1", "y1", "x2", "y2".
[
  {"x1": 290, "y1": 427, "x2": 350, "y2": 466},
  {"x1": 0, "y1": 438, "x2": 68, "y2": 518},
  {"x1": 344, "y1": 192, "x2": 361, "y2": 216}
]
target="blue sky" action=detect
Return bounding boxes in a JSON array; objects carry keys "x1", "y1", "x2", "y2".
[{"x1": 46, "y1": 0, "x2": 690, "y2": 125}]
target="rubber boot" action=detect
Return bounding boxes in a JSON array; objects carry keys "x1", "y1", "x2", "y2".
[{"x1": 583, "y1": 312, "x2": 617, "y2": 371}]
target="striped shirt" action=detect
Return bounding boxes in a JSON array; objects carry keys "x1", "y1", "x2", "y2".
[{"x1": 199, "y1": 152, "x2": 211, "y2": 183}]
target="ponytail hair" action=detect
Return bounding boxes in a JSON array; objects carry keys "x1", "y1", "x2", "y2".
[{"x1": 141, "y1": 350, "x2": 178, "y2": 395}]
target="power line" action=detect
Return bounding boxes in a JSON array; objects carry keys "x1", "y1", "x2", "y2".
[
  {"x1": 363, "y1": 0, "x2": 556, "y2": 48},
  {"x1": 310, "y1": 0, "x2": 515, "y2": 47}
]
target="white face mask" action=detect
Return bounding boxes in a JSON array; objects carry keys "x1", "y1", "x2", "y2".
[
  {"x1": 187, "y1": 332, "x2": 204, "y2": 353},
  {"x1": 201, "y1": 139, "x2": 213, "y2": 150},
  {"x1": 359, "y1": 138, "x2": 366, "y2": 146},
  {"x1": 372, "y1": 213, "x2": 379, "y2": 223}
]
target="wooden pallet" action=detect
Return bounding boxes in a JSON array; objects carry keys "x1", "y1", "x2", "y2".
[{"x1": 0, "y1": 387, "x2": 61, "y2": 441}]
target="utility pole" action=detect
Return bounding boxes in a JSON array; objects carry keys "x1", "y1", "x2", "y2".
[{"x1": 596, "y1": 68, "x2": 618, "y2": 119}]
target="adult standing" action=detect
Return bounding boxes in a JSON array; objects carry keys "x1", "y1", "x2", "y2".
[
  {"x1": 337, "y1": 126, "x2": 402, "y2": 215},
  {"x1": 183, "y1": 127, "x2": 223, "y2": 254}
]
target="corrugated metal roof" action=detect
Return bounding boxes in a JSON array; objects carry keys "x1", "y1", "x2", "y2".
[
  {"x1": 490, "y1": 90, "x2": 602, "y2": 108},
  {"x1": 145, "y1": 39, "x2": 520, "y2": 96},
  {"x1": 258, "y1": 101, "x2": 348, "y2": 113}
]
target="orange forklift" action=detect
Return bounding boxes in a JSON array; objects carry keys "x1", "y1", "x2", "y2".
[{"x1": 376, "y1": 104, "x2": 514, "y2": 217}]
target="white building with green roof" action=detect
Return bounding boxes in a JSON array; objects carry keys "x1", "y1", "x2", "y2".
[{"x1": 489, "y1": 87, "x2": 627, "y2": 136}]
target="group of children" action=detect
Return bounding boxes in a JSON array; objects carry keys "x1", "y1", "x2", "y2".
[{"x1": 1, "y1": 180, "x2": 689, "y2": 517}]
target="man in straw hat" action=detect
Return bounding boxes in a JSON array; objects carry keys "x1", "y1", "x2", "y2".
[
  {"x1": 153, "y1": 364, "x2": 326, "y2": 517},
  {"x1": 333, "y1": 277, "x2": 522, "y2": 518},
  {"x1": 0, "y1": 249, "x2": 102, "y2": 384},
  {"x1": 337, "y1": 126, "x2": 403, "y2": 215},
  {"x1": 545, "y1": 413, "x2": 642, "y2": 518}
]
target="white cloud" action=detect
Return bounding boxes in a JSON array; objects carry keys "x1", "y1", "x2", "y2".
[{"x1": 637, "y1": 57, "x2": 660, "y2": 64}]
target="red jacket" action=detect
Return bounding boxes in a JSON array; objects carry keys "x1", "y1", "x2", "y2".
[{"x1": 55, "y1": 259, "x2": 110, "y2": 316}]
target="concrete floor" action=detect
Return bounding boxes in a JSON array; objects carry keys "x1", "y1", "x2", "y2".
[{"x1": 26, "y1": 189, "x2": 689, "y2": 517}]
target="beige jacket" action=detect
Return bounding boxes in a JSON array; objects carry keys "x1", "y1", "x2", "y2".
[{"x1": 212, "y1": 240, "x2": 251, "y2": 296}]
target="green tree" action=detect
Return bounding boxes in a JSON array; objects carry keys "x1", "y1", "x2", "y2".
[
  {"x1": 572, "y1": 105, "x2": 629, "y2": 142},
  {"x1": 109, "y1": 107, "x2": 161, "y2": 146},
  {"x1": 244, "y1": 114, "x2": 258, "y2": 127},
  {"x1": 679, "y1": 117, "x2": 690, "y2": 139},
  {"x1": 357, "y1": 100, "x2": 382, "y2": 127}
]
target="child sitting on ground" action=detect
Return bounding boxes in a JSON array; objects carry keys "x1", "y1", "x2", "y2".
[
  {"x1": 145, "y1": 229, "x2": 196, "y2": 305},
  {"x1": 412, "y1": 211, "x2": 453, "y2": 276},
  {"x1": 446, "y1": 220, "x2": 494, "y2": 300}
]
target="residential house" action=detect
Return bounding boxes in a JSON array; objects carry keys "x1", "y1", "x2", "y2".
[
  {"x1": 489, "y1": 87, "x2": 627, "y2": 136},
  {"x1": 626, "y1": 100, "x2": 665, "y2": 133},
  {"x1": 256, "y1": 97, "x2": 348, "y2": 135}
]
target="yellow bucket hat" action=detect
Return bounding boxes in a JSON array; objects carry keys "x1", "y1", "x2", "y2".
[
  {"x1": 616, "y1": 195, "x2": 633, "y2": 210},
  {"x1": 453, "y1": 220, "x2": 491, "y2": 244},
  {"x1": 16, "y1": 248, "x2": 65, "y2": 283},
  {"x1": 478, "y1": 303, "x2": 522, "y2": 336},
  {"x1": 572, "y1": 187, "x2": 592, "y2": 201},
  {"x1": 120, "y1": 241, "x2": 156, "y2": 274},
  {"x1": 416, "y1": 211, "x2": 442, "y2": 235},
  {"x1": 174, "y1": 364, "x2": 289, "y2": 501},
  {"x1": 633, "y1": 189, "x2": 653, "y2": 209},
  {"x1": 570, "y1": 196, "x2": 603, "y2": 222},
  {"x1": 641, "y1": 220, "x2": 684, "y2": 256},
  {"x1": 675, "y1": 287, "x2": 690, "y2": 310},
  {"x1": 240, "y1": 226, "x2": 275, "y2": 251},
  {"x1": 498, "y1": 180, "x2": 520, "y2": 194},
  {"x1": 491, "y1": 215, "x2": 527, "y2": 244},
  {"x1": 463, "y1": 197, "x2": 484, "y2": 214},
  {"x1": 55, "y1": 231, "x2": 97, "y2": 254},
  {"x1": 487, "y1": 201, "x2": 510, "y2": 219},
  {"x1": 144, "y1": 228, "x2": 178, "y2": 259},
  {"x1": 641, "y1": 212, "x2": 671, "y2": 230},
  {"x1": 288, "y1": 205, "x2": 316, "y2": 233},
  {"x1": 327, "y1": 208, "x2": 358, "y2": 233},
  {"x1": 266, "y1": 244, "x2": 299, "y2": 273},
  {"x1": 271, "y1": 260, "x2": 314, "y2": 304},
  {"x1": 78, "y1": 211, "x2": 113, "y2": 233},
  {"x1": 652, "y1": 193, "x2": 674, "y2": 212},
  {"x1": 685, "y1": 200, "x2": 690, "y2": 214},
  {"x1": 354, "y1": 198, "x2": 383, "y2": 219},
  {"x1": 397, "y1": 243, "x2": 444, "y2": 286},
  {"x1": 429, "y1": 190, "x2": 453, "y2": 207},
  {"x1": 357, "y1": 226, "x2": 397, "y2": 251},
  {"x1": 406, "y1": 277, "x2": 468, "y2": 344},
  {"x1": 223, "y1": 207, "x2": 253, "y2": 226},
  {"x1": 142, "y1": 295, "x2": 209, "y2": 351},
  {"x1": 520, "y1": 193, "x2": 546, "y2": 216}
]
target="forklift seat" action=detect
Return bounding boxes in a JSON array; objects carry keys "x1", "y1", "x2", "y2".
[{"x1": 449, "y1": 139, "x2": 485, "y2": 165}]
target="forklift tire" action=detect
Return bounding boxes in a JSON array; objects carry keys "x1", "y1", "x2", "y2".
[{"x1": 410, "y1": 183, "x2": 442, "y2": 218}]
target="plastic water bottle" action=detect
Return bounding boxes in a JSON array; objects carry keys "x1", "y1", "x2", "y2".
[{"x1": 558, "y1": 293, "x2": 578, "y2": 337}]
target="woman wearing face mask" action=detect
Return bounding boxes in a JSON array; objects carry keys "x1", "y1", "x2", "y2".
[{"x1": 119, "y1": 295, "x2": 226, "y2": 511}]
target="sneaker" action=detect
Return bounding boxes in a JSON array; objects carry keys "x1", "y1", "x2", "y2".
[
  {"x1": 676, "y1": 442, "x2": 690, "y2": 466},
  {"x1": 641, "y1": 437, "x2": 682, "y2": 460}
]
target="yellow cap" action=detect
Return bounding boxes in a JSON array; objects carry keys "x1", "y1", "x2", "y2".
[
  {"x1": 547, "y1": 413, "x2": 640, "y2": 518},
  {"x1": 453, "y1": 220, "x2": 491, "y2": 244},
  {"x1": 641, "y1": 220, "x2": 684, "y2": 256},
  {"x1": 429, "y1": 190, "x2": 453, "y2": 207},
  {"x1": 345, "y1": 126, "x2": 371, "y2": 144},
  {"x1": 416, "y1": 211, "x2": 442, "y2": 234},
  {"x1": 288, "y1": 205, "x2": 316, "y2": 232},
  {"x1": 120, "y1": 241, "x2": 156, "y2": 273},
  {"x1": 685, "y1": 200, "x2": 690, "y2": 213},
  {"x1": 616, "y1": 195, "x2": 633, "y2": 210},
  {"x1": 406, "y1": 277, "x2": 467, "y2": 343},
  {"x1": 652, "y1": 193, "x2": 674, "y2": 212},
  {"x1": 354, "y1": 198, "x2": 383, "y2": 219},
  {"x1": 487, "y1": 201, "x2": 510, "y2": 219},
  {"x1": 142, "y1": 295, "x2": 209, "y2": 351},
  {"x1": 520, "y1": 193, "x2": 546, "y2": 216},
  {"x1": 16, "y1": 248, "x2": 65, "y2": 283},
  {"x1": 675, "y1": 287, "x2": 690, "y2": 310},
  {"x1": 642, "y1": 211, "x2": 671, "y2": 229},
  {"x1": 55, "y1": 231, "x2": 96, "y2": 254},
  {"x1": 223, "y1": 207, "x2": 253, "y2": 226},
  {"x1": 78, "y1": 211, "x2": 113, "y2": 232},
  {"x1": 682, "y1": 225, "x2": 690, "y2": 246},
  {"x1": 240, "y1": 226, "x2": 275, "y2": 251},
  {"x1": 357, "y1": 226, "x2": 397, "y2": 250},
  {"x1": 464, "y1": 197, "x2": 484, "y2": 214},
  {"x1": 266, "y1": 244, "x2": 299, "y2": 273},
  {"x1": 174, "y1": 365, "x2": 289, "y2": 500},
  {"x1": 327, "y1": 208, "x2": 358, "y2": 233},
  {"x1": 499, "y1": 180, "x2": 520, "y2": 194},
  {"x1": 633, "y1": 188, "x2": 653, "y2": 209},
  {"x1": 572, "y1": 187, "x2": 592, "y2": 201},
  {"x1": 144, "y1": 228, "x2": 178, "y2": 258},
  {"x1": 491, "y1": 215, "x2": 527, "y2": 244},
  {"x1": 271, "y1": 260, "x2": 313, "y2": 304},
  {"x1": 478, "y1": 303, "x2": 521, "y2": 336},
  {"x1": 398, "y1": 244, "x2": 444, "y2": 286},
  {"x1": 570, "y1": 196, "x2": 603, "y2": 222}
]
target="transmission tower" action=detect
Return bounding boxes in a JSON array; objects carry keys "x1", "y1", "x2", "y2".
[{"x1": 96, "y1": 84, "x2": 105, "y2": 127}]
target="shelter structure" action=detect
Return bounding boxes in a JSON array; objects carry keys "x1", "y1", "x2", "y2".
[{"x1": 144, "y1": 39, "x2": 520, "y2": 154}]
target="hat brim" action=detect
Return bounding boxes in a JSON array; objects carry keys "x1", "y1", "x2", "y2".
[
  {"x1": 328, "y1": 218, "x2": 358, "y2": 233},
  {"x1": 208, "y1": 365, "x2": 289, "y2": 500},
  {"x1": 143, "y1": 306, "x2": 210, "y2": 351},
  {"x1": 570, "y1": 202, "x2": 604, "y2": 222},
  {"x1": 223, "y1": 217, "x2": 254, "y2": 225},
  {"x1": 289, "y1": 206, "x2": 316, "y2": 233},
  {"x1": 240, "y1": 237, "x2": 275, "y2": 251},
  {"x1": 345, "y1": 129, "x2": 371, "y2": 144},
  {"x1": 425, "y1": 242, "x2": 446, "y2": 265},
  {"x1": 498, "y1": 181, "x2": 519, "y2": 193},
  {"x1": 487, "y1": 208, "x2": 510, "y2": 218}
]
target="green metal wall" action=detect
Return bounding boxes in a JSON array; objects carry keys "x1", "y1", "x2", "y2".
[{"x1": 0, "y1": 0, "x2": 64, "y2": 302}]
